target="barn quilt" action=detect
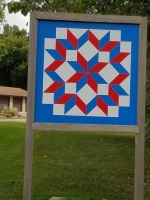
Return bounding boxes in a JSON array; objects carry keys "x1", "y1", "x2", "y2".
[{"x1": 34, "y1": 20, "x2": 139, "y2": 125}]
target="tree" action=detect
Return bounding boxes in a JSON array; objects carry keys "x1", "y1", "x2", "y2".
[
  {"x1": 5, "y1": 0, "x2": 150, "y2": 16},
  {"x1": 0, "y1": 0, "x2": 5, "y2": 24},
  {"x1": 0, "y1": 24, "x2": 28, "y2": 89},
  {"x1": 6, "y1": 0, "x2": 97, "y2": 15}
]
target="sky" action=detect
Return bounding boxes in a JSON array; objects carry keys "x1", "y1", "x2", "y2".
[{"x1": 0, "y1": 0, "x2": 29, "y2": 33}]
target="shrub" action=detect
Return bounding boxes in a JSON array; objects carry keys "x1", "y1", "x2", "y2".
[
  {"x1": 9, "y1": 107, "x2": 18, "y2": 117},
  {"x1": 4, "y1": 112, "x2": 12, "y2": 118},
  {"x1": 3, "y1": 107, "x2": 19, "y2": 118}
]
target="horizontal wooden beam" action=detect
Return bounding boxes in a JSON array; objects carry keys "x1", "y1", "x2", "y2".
[
  {"x1": 32, "y1": 123, "x2": 139, "y2": 133},
  {"x1": 35, "y1": 11, "x2": 143, "y2": 24}
]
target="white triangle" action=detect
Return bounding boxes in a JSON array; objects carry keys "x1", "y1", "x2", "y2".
[
  {"x1": 120, "y1": 76, "x2": 130, "y2": 95},
  {"x1": 44, "y1": 50, "x2": 54, "y2": 70},
  {"x1": 87, "y1": 106, "x2": 106, "y2": 117},
  {"x1": 43, "y1": 72, "x2": 53, "y2": 91},
  {"x1": 65, "y1": 105, "x2": 85, "y2": 116},
  {"x1": 90, "y1": 29, "x2": 109, "y2": 40},
  {"x1": 120, "y1": 54, "x2": 131, "y2": 73},
  {"x1": 69, "y1": 28, "x2": 87, "y2": 39}
]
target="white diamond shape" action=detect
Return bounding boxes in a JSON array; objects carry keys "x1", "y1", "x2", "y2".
[
  {"x1": 77, "y1": 84, "x2": 96, "y2": 104},
  {"x1": 78, "y1": 41, "x2": 98, "y2": 61},
  {"x1": 56, "y1": 62, "x2": 76, "y2": 82},
  {"x1": 99, "y1": 63, "x2": 119, "y2": 83}
]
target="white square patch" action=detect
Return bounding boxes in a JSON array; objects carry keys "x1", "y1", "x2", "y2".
[
  {"x1": 66, "y1": 50, "x2": 77, "y2": 61},
  {"x1": 43, "y1": 93, "x2": 54, "y2": 104},
  {"x1": 56, "y1": 28, "x2": 67, "y2": 39},
  {"x1": 108, "y1": 106, "x2": 119, "y2": 117},
  {"x1": 65, "y1": 83, "x2": 76, "y2": 94},
  {"x1": 119, "y1": 96, "x2": 130, "y2": 107},
  {"x1": 53, "y1": 104, "x2": 64, "y2": 115},
  {"x1": 98, "y1": 84, "x2": 108, "y2": 95},
  {"x1": 45, "y1": 38, "x2": 56, "y2": 49},
  {"x1": 120, "y1": 42, "x2": 131, "y2": 52},
  {"x1": 98, "y1": 52, "x2": 110, "y2": 62},
  {"x1": 110, "y1": 30, "x2": 121, "y2": 41}
]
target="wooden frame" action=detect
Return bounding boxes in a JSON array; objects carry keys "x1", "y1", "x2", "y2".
[
  {"x1": 23, "y1": 12, "x2": 147, "y2": 200},
  {"x1": 135, "y1": 17, "x2": 147, "y2": 200}
]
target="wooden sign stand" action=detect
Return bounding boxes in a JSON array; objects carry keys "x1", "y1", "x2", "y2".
[{"x1": 23, "y1": 12, "x2": 147, "y2": 200}]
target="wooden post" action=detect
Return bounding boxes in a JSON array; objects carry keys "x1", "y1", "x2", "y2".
[
  {"x1": 23, "y1": 12, "x2": 37, "y2": 200},
  {"x1": 134, "y1": 17, "x2": 147, "y2": 200}
]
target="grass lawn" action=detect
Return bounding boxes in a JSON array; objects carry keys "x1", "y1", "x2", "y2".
[{"x1": 0, "y1": 122, "x2": 150, "y2": 200}]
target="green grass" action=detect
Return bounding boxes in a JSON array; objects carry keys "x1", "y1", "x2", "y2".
[
  {"x1": 0, "y1": 122, "x2": 150, "y2": 200},
  {"x1": 0, "y1": 122, "x2": 25, "y2": 200}
]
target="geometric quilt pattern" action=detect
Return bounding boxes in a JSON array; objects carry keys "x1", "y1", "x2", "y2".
[{"x1": 43, "y1": 28, "x2": 131, "y2": 117}]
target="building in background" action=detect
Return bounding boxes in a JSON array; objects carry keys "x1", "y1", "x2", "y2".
[{"x1": 0, "y1": 86, "x2": 27, "y2": 115}]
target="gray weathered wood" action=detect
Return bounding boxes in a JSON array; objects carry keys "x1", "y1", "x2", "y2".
[
  {"x1": 23, "y1": 12, "x2": 37, "y2": 200},
  {"x1": 32, "y1": 123, "x2": 139, "y2": 133},
  {"x1": 35, "y1": 11, "x2": 143, "y2": 24},
  {"x1": 134, "y1": 17, "x2": 147, "y2": 200}
]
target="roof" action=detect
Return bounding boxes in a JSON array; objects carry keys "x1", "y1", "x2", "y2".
[{"x1": 0, "y1": 86, "x2": 27, "y2": 97}]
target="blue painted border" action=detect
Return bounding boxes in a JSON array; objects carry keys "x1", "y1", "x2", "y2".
[{"x1": 34, "y1": 20, "x2": 139, "y2": 125}]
